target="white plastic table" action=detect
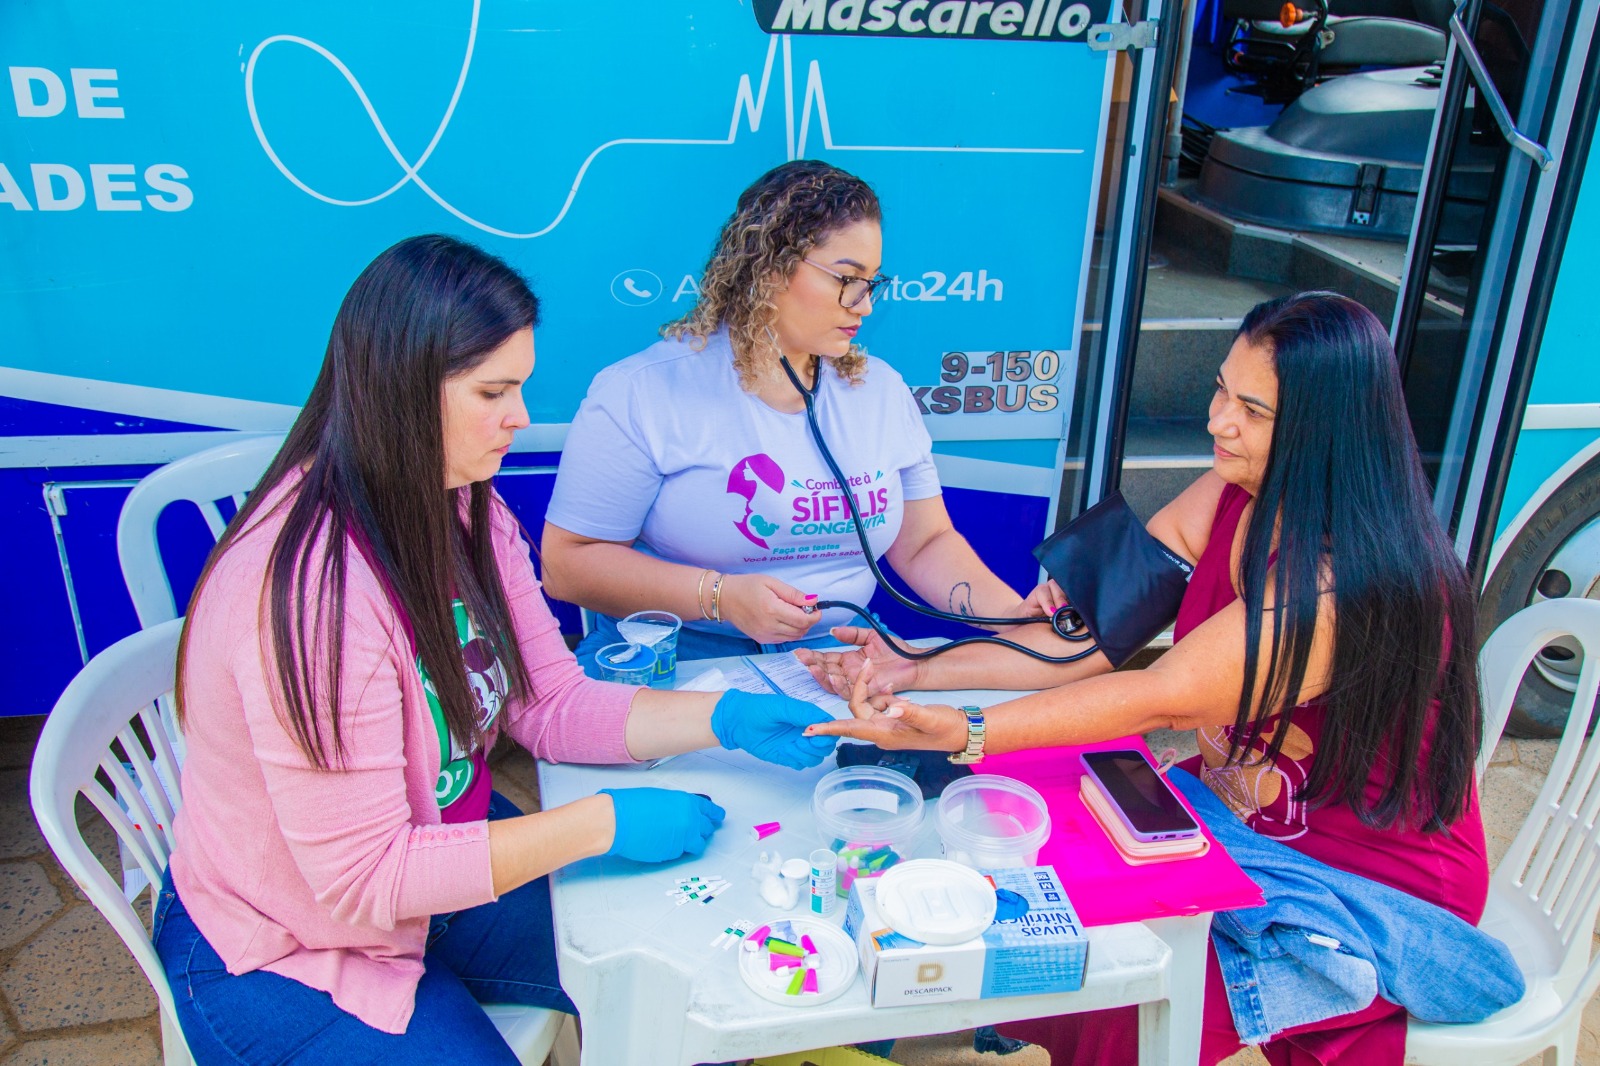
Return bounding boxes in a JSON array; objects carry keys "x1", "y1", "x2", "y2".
[{"x1": 537, "y1": 657, "x2": 1212, "y2": 1066}]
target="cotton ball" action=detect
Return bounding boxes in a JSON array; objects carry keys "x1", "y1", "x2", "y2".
[{"x1": 760, "y1": 875, "x2": 793, "y2": 909}]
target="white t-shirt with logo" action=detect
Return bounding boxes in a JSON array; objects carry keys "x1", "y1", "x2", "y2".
[{"x1": 547, "y1": 329, "x2": 942, "y2": 634}]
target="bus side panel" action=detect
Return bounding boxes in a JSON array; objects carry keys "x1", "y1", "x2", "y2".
[{"x1": 1492, "y1": 131, "x2": 1600, "y2": 556}]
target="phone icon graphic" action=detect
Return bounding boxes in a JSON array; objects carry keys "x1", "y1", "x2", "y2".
[{"x1": 610, "y1": 269, "x2": 663, "y2": 306}]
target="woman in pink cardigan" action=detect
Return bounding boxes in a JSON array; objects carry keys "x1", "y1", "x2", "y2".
[{"x1": 153, "y1": 235, "x2": 837, "y2": 1065}]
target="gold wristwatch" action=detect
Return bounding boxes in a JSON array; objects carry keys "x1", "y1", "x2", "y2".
[{"x1": 947, "y1": 706, "x2": 986, "y2": 765}]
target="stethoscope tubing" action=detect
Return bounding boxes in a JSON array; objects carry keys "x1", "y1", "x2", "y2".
[{"x1": 778, "y1": 356, "x2": 1099, "y2": 665}]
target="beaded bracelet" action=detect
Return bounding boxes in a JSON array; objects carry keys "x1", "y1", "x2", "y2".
[
  {"x1": 696, "y1": 568, "x2": 714, "y2": 621},
  {"x1": 710, "y1": 573, "x2": 725, "y2": 623}
]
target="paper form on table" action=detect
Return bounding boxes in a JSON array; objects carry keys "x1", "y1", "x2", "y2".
[
  {"x1": 746, "y1": 654, "x2": 851, "y2": 719},
  {"x1": 645, "y1": 663, "x2": 781, "y2": 769}
]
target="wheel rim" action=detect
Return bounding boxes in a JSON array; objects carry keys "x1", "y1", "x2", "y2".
[{"x1": 1529, "y1": 515, "x2": 1600, "y2": 692}]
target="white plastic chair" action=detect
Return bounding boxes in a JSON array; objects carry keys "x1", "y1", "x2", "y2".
[
  {"x1": 30, "y1": 618, "x2": 575, "y2": 1066},
  {"x1": 116, "y1": 433, "x2": 286, "y2": 630},
  {"x1": 111, "y1": 434, "x2": 285, "y2": 900},
  {"x1": 1407, "y1": 597, "x2": 1600, "y2": 1065}
]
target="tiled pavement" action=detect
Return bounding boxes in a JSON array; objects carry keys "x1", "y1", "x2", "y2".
[{"x1": 1, "y1": 714, "x2": 1596, "y2": 1066}]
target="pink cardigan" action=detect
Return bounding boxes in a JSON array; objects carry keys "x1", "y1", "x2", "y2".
[{"x1": 170, "y1": 482, "x2": 637, "y2": 1034}]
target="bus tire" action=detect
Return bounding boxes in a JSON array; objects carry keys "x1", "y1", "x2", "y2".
[{"x1": 1479, "y1": 455, "x2": 1600, "y2": 738}]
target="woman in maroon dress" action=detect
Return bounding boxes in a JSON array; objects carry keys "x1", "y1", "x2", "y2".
[{"x1": 797, "y1": 291, "x2": 1486, "y2": 1065}]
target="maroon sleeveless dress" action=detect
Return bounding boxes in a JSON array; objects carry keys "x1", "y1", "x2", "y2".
[{"x1": 1003, "y1": 482, "x2": 1490, "y2": 1065}]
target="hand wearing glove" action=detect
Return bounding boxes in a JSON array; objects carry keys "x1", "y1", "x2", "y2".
[
  {"x1": 710, "y1": 689, "x2": 838, "y2": 770},
  {"x1": 599, "y1": 788, "x2": 725, "y2": 863}
]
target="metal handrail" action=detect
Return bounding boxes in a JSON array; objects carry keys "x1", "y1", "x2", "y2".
[{"x1": 1449, "y1": 0, "x2": 1554, "y2": 171}]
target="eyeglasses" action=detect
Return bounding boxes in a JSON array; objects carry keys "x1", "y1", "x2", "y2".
[{"x1": 803, "y1": 258, "x2": 891, "y2": 309}]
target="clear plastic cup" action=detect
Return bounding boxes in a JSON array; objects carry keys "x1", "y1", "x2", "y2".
[
  {"x1": 935, "y1": 774, "x2": 1052, "y2": 870},
  {"x1": 593, "y1": 641, "x2": 657, "y2": 686},
  {"x1": 617, "y1": 610, "x2": 681, "y2": 688},
  {"x1": 812, "y1": 765, "x2": 924, "y2": 898}
]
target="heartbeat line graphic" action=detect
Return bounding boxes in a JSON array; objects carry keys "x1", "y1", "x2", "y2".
[{"x1": 243, "y1": 0, "x2": 1086, "y2": 240}]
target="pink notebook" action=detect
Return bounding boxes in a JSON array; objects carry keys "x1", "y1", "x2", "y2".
[{"x1": 982, "y1": 737, "x2": 1264, "y2": 927}]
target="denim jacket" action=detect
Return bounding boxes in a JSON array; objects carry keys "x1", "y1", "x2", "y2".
[{"x1": 1166, "y1": 768, "x2": 1525, "y2": 1044}]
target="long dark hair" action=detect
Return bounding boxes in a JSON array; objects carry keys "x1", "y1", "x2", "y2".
[
  {"x1": 1231, "y1": 292, "x2": 1480, "y2": 830},
  {"x1": 177, "y1": 234, "x2": 540, "y2": 769}
]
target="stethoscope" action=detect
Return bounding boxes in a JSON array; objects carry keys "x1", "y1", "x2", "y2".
[{"x1": 778, "y1": 354, "x2": 1100, "y2": 664}]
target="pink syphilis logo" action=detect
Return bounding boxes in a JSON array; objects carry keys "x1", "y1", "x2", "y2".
[{"x1": 727, "y1": 453, "x2": 785, "y2": 548}]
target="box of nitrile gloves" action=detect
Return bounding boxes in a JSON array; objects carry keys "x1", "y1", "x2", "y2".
[{"x1": 842, "y1": 865, "x2": 1088, "y2": 1007}]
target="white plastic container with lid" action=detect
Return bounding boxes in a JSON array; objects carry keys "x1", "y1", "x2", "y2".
[
  {"x1": 935, "y1": 774, "x2": 1052, "y2": 870},
  {"x1": 811, "y1": 765, "x2": 924, "y2": 898}
]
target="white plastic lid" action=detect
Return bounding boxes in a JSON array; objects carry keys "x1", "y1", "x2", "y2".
[{"x1": 873, "y1": 859, "x2": 997, "y2": 945}]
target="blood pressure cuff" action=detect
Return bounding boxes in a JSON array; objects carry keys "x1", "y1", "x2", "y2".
[{"x1": 1031, "y1": 491, "x2": 1194, "y2": 668}]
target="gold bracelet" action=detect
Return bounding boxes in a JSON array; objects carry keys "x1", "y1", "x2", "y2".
[
  {"x1": 710, "y1": 573, "x2": 724, "y2": 623},
  {"x1": 696, "y1": 568, "x2": 714, "y2": 621}
]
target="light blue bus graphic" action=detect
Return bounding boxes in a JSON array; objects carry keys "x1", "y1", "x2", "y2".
[
  {"x1": 3, "y1": 2, "x2": 1104, "y2": 425},
  {"x1": 1, "y1": 1, "x2": 1117, "y2": 713}
]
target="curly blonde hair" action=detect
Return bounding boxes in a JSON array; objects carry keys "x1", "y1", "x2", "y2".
[{"x1": 663, "y1": 159, "x2": 879, "y2": 390}]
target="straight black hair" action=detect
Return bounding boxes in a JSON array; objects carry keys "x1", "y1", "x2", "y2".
[
  {"x1": 178, "y1": 234, "x2": 540, "y2": 769},
  {"x1": 1232, "y1": 291, "x2": 1480, "y2": 830}
]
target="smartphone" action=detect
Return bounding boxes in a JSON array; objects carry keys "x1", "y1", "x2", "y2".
[{"x1": 1078, "y1": 750, "x2": 1201, "y2": 843}]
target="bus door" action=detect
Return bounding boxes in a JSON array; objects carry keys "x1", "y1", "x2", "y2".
[
  {"x1": 1074, "y1": 0, "x2": 1599, "y2": 670},
  {"x1": 1395, "y1": 0, "x2": 1600, "y2": 735}
]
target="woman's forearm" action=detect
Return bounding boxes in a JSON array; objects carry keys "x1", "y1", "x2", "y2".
[
  {"x1": 961, "y1": 611, "x2": 1259, "y2": 753},
  {"x1": 890, "y1": 525, "x2": 1023, "y2": 629},
  {"x1": 487, "y1": 794, "x2": 614, "y2": 896},
  {"x1": 622, "y1": 688, "x2": 720, "y2": 761},
  {"x1": 912, "y1": 629, "x2": 1114, "y2": 692},
  {"x1": 541, "y1": 524, "x2": 710, "y2": 622},
  {"x1": 981, "y1": 669, "x2": 1194, "y2": 754},
  {"x1": 870, "y1": 653, "x2": 1219, "y2": 758}
]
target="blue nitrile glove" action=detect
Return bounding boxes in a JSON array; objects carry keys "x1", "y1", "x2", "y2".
[
  {"x1": 599, "y1": 788, "x2": 725, "y2": 862},
  {"x1": 710, "y1": 690, "x2": 839, "y2": 770}
]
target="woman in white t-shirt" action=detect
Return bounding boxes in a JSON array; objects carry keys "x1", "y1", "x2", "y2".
[{"x1": 543, "y1": 160, "x2": 1035, "y2": 664}]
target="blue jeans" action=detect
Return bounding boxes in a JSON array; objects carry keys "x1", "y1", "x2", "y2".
[
  {"x1": 577, "y1": 609, "x2": 858, "y2": 675},
  {"x1": 1166, "y1": 769, "x2": 1519, "y2": 1043},
  {"x1": 154, "y1": 792, "x2": 573, "y2": 1065}
]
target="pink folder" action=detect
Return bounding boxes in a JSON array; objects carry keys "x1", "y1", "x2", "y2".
[{"x1": 982, "y1": 737, "x2": 1264, "y2": 927}]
